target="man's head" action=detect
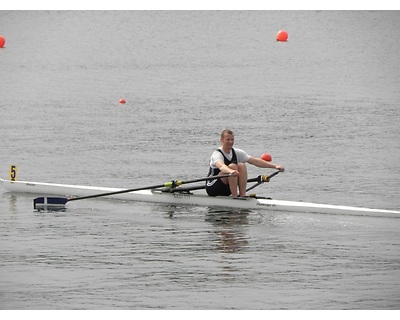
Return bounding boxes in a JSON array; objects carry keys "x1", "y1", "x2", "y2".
[{"x1": 220, "y1": 129, "x2": 235, "y2": 151}]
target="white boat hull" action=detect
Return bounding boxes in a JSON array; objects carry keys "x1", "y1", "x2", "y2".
[{"x1": 1, "y1": 178, "x2": 400, "y2": 217}]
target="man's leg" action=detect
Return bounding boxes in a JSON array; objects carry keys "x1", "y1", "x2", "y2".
[
  {"x1": 237, "y1": 163, "x2": 248, "y2": 197},
  {"x1": 227, "y1": 163, "x2": 239, "y2": 197}
]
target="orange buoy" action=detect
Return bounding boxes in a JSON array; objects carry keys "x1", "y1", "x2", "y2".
[
  {"x1": 0, "y1": 35, "x2": 5, "y2": 48},
  {"x1": 119, "y1": 99, "x2": 126, "y2": 104},
  {"x1": 261, "y1": 153, "x2": 272, "y2": 161},
  {"x1": 276, "y1": 30, "x2": 288, "y2": 42}
]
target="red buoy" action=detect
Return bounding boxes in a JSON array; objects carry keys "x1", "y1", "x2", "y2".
[
  {"x1": 0, "y1": 35, "x2": 5, "y2": 48},
  {"x1": 276, "y1": 30, "x2": 288, "y2": 42},
  {"x1": 261, "y1": 153, "x2": 272, "y2": 161},
  {"x1": 119, "y1": 99, "x2": 126, "y2": 104}
]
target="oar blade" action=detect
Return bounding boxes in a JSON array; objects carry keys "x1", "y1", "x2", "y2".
[{"x1": 33, "y1": 197, "x2": 69, "y2": 211}]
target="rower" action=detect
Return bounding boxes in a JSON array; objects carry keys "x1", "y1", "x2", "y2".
[{"x1": 206, "y1": 129, "x2": 285, "y2": 197}]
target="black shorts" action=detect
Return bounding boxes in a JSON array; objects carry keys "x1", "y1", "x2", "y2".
[{"x1": 206, "y1": 178, "x2": 231, "y2": 196}]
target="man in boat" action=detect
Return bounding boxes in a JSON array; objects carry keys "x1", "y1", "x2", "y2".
[{"x1": 206, "y1": 129, "x2": 285, "y2": 197}]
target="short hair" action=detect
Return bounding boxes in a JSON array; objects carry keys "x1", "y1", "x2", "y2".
[{"x1": 221, "y1": 129, "x2": 233, "y2": 139}]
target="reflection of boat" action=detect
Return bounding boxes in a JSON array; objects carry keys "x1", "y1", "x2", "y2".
[{"x1": 1, "y1": 178, "x2": 400, "y2": 217}]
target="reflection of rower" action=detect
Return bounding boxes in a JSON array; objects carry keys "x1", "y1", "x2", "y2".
[{"x1": 205, "y1": 210, "x2": 250, "y2": 253}]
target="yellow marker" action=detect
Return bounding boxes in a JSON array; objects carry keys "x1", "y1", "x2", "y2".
[{"x1": 10, "y1": 165, "x2": 17, "y2": 181}]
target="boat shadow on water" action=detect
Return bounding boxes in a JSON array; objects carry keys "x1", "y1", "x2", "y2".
[{"x1": 204, "y1": 208, "x2": 251, "y2": 226}]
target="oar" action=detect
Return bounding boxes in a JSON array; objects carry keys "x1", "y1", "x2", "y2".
[
  {"x1": 33, "y1": 174, "x2": 233, "y2": 210},
  {"x1": 168, "y1": 171, "x2": 281, "y2": 193},
  {"x1": 246, "y1": 170, "x2": 281, "y2": 192}
]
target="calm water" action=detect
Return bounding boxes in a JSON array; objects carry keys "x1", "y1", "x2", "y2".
[{"x1": 1, "y1": 11, "x2": 400, "y2": 310}]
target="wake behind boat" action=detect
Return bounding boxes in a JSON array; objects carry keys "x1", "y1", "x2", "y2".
[{"x1": 1, "y1": 176, "x2": 399, "y2": 217}]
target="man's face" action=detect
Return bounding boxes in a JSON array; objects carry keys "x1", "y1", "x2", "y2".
[{"x1": 221, "y1": 133, "x2": 234, "y2": 150}]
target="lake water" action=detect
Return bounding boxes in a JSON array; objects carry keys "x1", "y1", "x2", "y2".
[{"x1": 1, "y1": 10, "x2": 400, "y2": 310}]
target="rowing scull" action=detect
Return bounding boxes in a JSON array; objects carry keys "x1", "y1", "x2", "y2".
[{"x1": 1, "y1": 178, "x2": 399, "y2": 217}]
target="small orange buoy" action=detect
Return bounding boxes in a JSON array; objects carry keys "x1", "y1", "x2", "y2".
[
  {"x1": 276, "y1": 30, "x2": 288, "y2": 42},
  {"x1": 261, "y1": 153, "x2": 272, "y2": 162},
  {"x1": 119, "y1": 99, "x2": 126, "y2": 104},
  {"x1": 0, "y1": 35, "x2": 5, "y2": 48}
]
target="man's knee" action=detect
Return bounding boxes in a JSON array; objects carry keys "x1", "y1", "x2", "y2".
[{"x1": 228, "y1": 163, "x2": 238, "y2": 170}]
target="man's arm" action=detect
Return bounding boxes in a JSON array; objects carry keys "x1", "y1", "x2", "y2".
[{"x1": 247, "y1": 156, "x2": 285, "y2": 171}]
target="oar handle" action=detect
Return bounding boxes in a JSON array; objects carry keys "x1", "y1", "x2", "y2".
[{"x1": 246, "y1": 171, "x2": 281, "y2": 192}]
